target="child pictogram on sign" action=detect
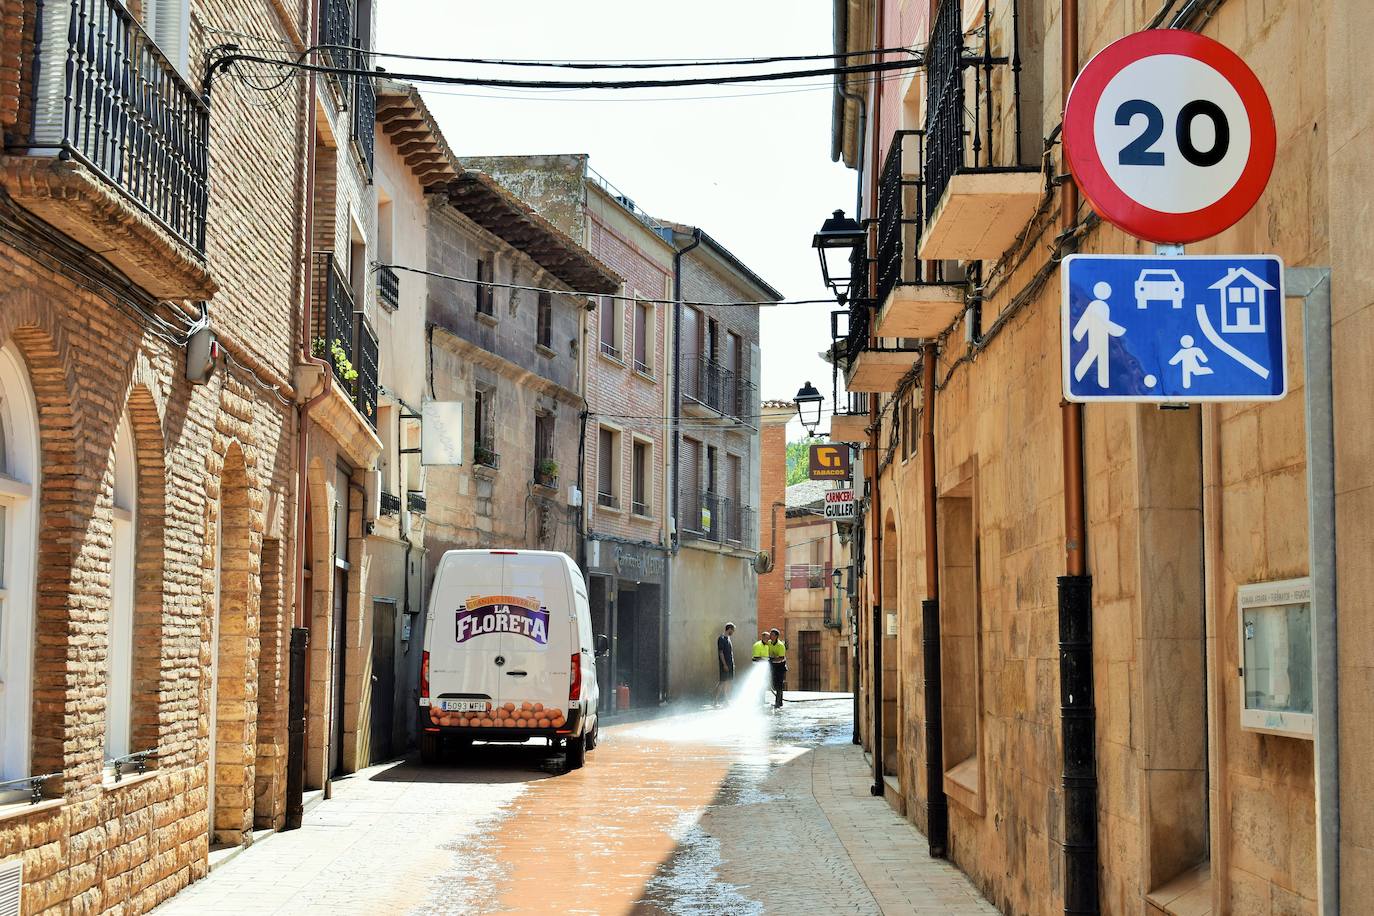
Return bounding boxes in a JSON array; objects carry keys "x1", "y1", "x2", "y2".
[{"x1": 1168, "y1": 335, "x2": 1214, "y2": 389}]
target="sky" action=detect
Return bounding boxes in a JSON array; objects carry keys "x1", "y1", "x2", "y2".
[{"x1": 378, "y1": 0, "x2": 857, "y2": 437}]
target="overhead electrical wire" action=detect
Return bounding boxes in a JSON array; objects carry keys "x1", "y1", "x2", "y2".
[
  {"x1": 382, "y1": 264, "x2": 835, "y2": 308},
  {"x1": 327, "y1": 44, "x2": 920, "y2": 70},
  {"x1": 207, "y1": 52, "x2": 924, "y2": 92}
]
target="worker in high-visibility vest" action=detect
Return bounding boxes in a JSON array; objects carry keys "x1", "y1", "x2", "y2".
[
  {"x1": 751, "y1": 634, "x2": 769, "y2": 662},
  {"x1": 768, "y1": 628, "x2": 787, "y2": 709}
]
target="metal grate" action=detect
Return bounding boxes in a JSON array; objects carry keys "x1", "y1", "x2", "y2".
[
  {"x1": 352, "y1": 67, "x2": 376, "y2": 177},
  {"x1": 924, "y1": 0, "x2": 965, "y2": 220},
  {"x1": 0, "y1": 857, "x2": 19, "y2": 916},
  {"x1": 312, "y1": 253, "x2": 357, "y2": 392},
  {"x1": 377, "y1": 265, "x2": 399, "y2": 310},
  {"x1": 597, "y1": 491, "x2": 619, "y2": 510},
  {"x1": 876, "y1": 130, "x2": 941, "y2": 305},
  {"x1": 321, "y1": 0, "x2": 355, "y2": 75},
  {"x1": 379, "y1": 491, "x2": 402, "y2": 515},
  {"x1": 353, "y1": 313, "x2": 378, "y2": 428},
  {"x1": 27, "y1": 0, "x2": 209, "y2": 252}
]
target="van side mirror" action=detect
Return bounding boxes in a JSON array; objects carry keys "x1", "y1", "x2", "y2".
[{"x1": 595, "y1": 634, "x2": 610, "y2": 658}]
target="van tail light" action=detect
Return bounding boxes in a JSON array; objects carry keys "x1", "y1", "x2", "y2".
[
  {"x1": 421, "y1": 651, "x2": 430, "y2": 699},
  {"x1": 569, "y1": 652, "x2": 582, "y2": 702}
]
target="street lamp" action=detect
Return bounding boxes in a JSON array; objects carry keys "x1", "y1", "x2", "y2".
[
  {"x1": 812, "y1": 209, "x2": 864, "y2": 303},
  {"x1": 794, "y1": 381, "x2": 824, "y2": 436}
]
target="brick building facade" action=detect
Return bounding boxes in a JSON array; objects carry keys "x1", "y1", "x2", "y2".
[
  {"x1": 0, "y1": 0, "x2": 315, "y2": 909},
  {"x1": 756, "y1": 403, "x2": 793, "y2": 636}
]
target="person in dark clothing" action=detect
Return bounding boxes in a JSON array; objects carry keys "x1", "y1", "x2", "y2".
[
  {"x1": 714, "y1": 623, "x2": 736, "y2": 707},
  {"x1": 768, "y1": 627, "x2": 787, "y2": 708}
]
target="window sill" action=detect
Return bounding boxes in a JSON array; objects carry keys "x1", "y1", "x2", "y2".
[
  {"x1": 476, "y1": 311, "x2": 499, "y2": 328},
  {"x1": 632, "y1": 511, "x2": 654, "y2": 522},
  {"x1": 0, "y1": 796, "x2": 64, "y2": 824},
  {"x1": 943, "y1": 755, "x2": 983, "y2": 815},
  {"x1": 598, "y1": 349, "x2": 626, "y2": 369},
  {"x1": 102, "y1": 769, "x2": 159, "y2": 792},
  {"x1": 474, "y1": 463, "x2": 498, "y2": 479},
  {"x1": 535, "y1": 344, "x2": 557, "y2": 359},
  {"x1": 632, "y1": 368, "x2": 657, "y2": 384},
  {"x1": 596, "y1": 502, "x2": 624, "y2": 516}
]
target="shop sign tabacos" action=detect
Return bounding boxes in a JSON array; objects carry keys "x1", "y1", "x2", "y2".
[{"x1": 455, "y1": 595, "x2": 550, "y2": 645}]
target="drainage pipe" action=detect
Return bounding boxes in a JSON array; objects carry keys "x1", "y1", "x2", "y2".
[
  {"x1": 869, "y1": 436, "x2": 885, "y2": 798},
  {"x1": 1292, "y1": 268, "x2": 1338, "y2": 916},
  {"x1": 919, "y1": 346, "x2": 948, "y2": 857},
  {"x1": 1058, "y1": 0, "x2": 1098, "y2": 912},
  {"x1": 670, "y1": 229, "x2": 703, "y2": 556},
  {"x1": 286, "y1": 0, "x2": 332, "y2": 832}
]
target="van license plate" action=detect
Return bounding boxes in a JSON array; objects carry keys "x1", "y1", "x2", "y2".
[{"x1": 441, "y1": 700, "x2": 488, "y2": 713}]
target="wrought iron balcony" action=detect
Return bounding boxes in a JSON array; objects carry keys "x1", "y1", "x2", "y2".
[
  {"x1": 534, "y1": 466, "x2": 559, "y2": 490},
  {"x1": 321, "y1": 0, "x2": 355, "y2": 75},
  {"x1": 311, "y1": 253, "x2": 377, "y2": 428},
  {"x1": 597, "y1": 490, "x2": 619, "y2": 510},
  {"x1": 24, "y1": 0, "x2": 209, "y2": 252},
  {"x1": 475, "y1": 440, "x2": 500, "y2": 470},
  {"x1": 406, "y1": 491, "x2": 427, "y2": 513},
  {"x1": 683, "y1": 354, "x2": 754, "y2": 424},
  {"x1": 352, "y1": 68, "x2": 376, "y2": 178},
  {"x1": 380, "y1": 491, "x2": 402, "y2": 515},
  {"x1": 921, "y1": 0, "x2": 1040, "y2": 261},
  {"x1": 354, "y1": 312, "x2": 378, "y2": 428},
  {"x1": 378, "y1": 265, "x2": 399, "y2": 310},
  {"x1": 682, "y1": 491, "x2": 752, "y2": 546}
]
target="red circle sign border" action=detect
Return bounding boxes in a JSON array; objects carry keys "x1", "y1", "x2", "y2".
[{"x1": 1063, "y1": 29, "x2": 1277, "y2": 244}]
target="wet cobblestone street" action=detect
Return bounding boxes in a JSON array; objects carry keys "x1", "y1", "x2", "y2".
[{"x1": 155, "y1": 693, "x2": 994, "y2": 915}]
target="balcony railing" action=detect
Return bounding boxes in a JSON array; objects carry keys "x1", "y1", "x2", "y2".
[
  {"x1": 597, "y1": 491, "x2": 619, "y2": 510},
  {"x1": 785, "y1": 563, "x2": 833, "y2": 591},
  {"x1": 534, "y1": 468, "x2": 559, "y2": 490},
  {"x1": 312, "y1": 252, "x2": 377, "y2": 428},
  {"x1": 26, "y1": 0, "x2": 209, "y2": 251},
  {"x1": 876, "y1": 130, "x2": 948, "y2": 305},
  {"x1": 682, "y1": 491, "x2": 753, "y2": 546},
  {"x1": 354, "y1": 312, "x2": 378, "y2": 427},
  {"x1": 475, "y1": 440, "x2": 500, "y2": 469},
  {"x1": 321, "y1": 0, "x2": 355, "y2": 75},
  {"x1": 352, "y1": 67, "x2": 376, "y2": 178},
  {"x1": 684, "y1": 354, "x2": 754, "y2": 423},
  {"x1": 378, "y1": 265, "x2": 399, "y2": 310},
  {"x1": 924, "y1": 0, "x2": 1026, "y2": 219}
]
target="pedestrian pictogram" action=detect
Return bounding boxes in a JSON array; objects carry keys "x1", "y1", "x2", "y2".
[
  {"x1": 1063, "y1": 29, "x2": 1276, "y2": 243},
  {"x1": 1062, "y1": 255, "x2": 1286, "y2": 402}
]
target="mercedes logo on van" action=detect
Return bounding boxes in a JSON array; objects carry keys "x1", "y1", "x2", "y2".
[{"x1": 494, "y1": 655, "x2": 506, "y2": 667}]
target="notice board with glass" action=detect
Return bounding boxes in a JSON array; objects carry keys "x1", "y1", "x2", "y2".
[{"x1": 1238, "y1": 577, "x2": 1313, "y2": 738}]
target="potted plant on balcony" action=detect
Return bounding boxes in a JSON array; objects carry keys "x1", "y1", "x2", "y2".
[
  {"x1": 536, "y1": 457, "x2": 559, "y2": 487},
  {"x1": 474, "y1": 443, "x2": 498, "y2": 468},
  {"x1": 311, "y1": 337, "x2": 357, "y2": 387}
]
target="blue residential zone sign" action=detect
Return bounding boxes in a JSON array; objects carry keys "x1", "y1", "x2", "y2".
[{"x1": 1062, "y1": 254, "x2": 1287, "y2": 402}]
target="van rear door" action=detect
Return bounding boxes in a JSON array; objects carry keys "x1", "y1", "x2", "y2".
[
  {"x1": 499, "y1": 554, "x2": 572, "y2": 721},
  {"x1": 430, "y1": 552, "x2": 507, "y2": 715}
]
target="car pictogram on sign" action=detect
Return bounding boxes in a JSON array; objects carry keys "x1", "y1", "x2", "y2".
[{"x1": 1134, "y1": 269, "x2": 1185, "y2": 309}]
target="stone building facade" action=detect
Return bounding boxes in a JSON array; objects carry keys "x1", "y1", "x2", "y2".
[
  {"x1": 828, "y1": 0, "x2": 1370, "y2": 914},
  {"x1": 466, "y1": 156, "x2": 677, "y2": 711},
  {"x1": 664, "y1": 226, "x2": 775, "y2": 699},
  {"x1": 782, "y1": 482, "x2": 853, "y2": 693},
  {"x1": 0, "y1": 0, "x2": 317, "y2": 909}
]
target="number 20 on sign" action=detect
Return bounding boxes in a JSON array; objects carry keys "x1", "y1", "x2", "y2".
[{"x1": 1063, "y1": 29, "x2": 1276, "y2": 243}]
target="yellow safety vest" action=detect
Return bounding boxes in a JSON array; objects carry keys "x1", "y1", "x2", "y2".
[
  {"x1": 769, "y1": 640, "x2": 787, "y2": 660},
  {"x1": 752, "y1": 640, "x2": 768, "y2": 660}
]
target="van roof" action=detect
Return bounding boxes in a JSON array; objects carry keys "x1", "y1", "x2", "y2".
[{"x1": 439, "y1": 549, "x2": 571, "y2": 558}]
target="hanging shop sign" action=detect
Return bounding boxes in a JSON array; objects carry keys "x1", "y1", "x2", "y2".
[
  {"x1": 1063, "y1": 29, "x2": 1276, "y2": 243},
  {"x1": 824, "y1": 487, "x2": 855, "y2": 520},
  {"x1": 808, "y1": 443, "x2": 852, "y2": 481}
]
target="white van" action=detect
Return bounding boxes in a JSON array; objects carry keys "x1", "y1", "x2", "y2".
[{"x1": 418, "y1": 549, "x2": 603, "y2": 769}]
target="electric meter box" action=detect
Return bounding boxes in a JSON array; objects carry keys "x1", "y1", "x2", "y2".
[{"x1": 1237, "y1": 577, "x2": 1313, "y2": 738}]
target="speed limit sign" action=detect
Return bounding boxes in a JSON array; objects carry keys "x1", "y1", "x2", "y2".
[{"x1": 1063, "y1": 29, "x2": 1276, "y2": 244}]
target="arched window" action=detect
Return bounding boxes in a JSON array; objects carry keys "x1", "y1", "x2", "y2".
[
  {"x1": 0, "y1": 343, "x2": 39, "y2": 800},
  {"x1": 104, "y1": 413, "x2": 136, "y2": 774}
]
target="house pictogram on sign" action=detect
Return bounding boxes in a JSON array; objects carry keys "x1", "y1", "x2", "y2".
[{"x1": 1210, "y1": 267, "x2": 1275, "y2": 334}]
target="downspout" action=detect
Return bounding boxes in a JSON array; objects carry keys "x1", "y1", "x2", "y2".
[
  {"x1": 1058, "y1": 0, "x2": 1098, "y2": 912},
  {"x1": 920, "y1": 347, "x2": 948, "y2": 857},
  {"x1": 577, "y1": 407, "x2": 589, "y2": 569},
  {"x1": 286, "y1": 0, "x2": 333, "y2": 832},
  {"x1": 868, "y1": 437, "x2": 884, "y2": 797},
  {"x1": 671, "y1": 229, "x2": 703, "y2": 556},
  {"x1": 832, "y1": 0, "x2": 868, "y2": 221}
]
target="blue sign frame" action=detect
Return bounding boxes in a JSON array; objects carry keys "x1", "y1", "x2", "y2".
[{"x1": 1062, "y1": 254, "x2": 1287, "y2": 402}]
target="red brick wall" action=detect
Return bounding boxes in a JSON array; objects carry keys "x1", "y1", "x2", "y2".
[
  {"x1": 756, "y1": 419, "x2": 787, "y2": 634},
  {"x1": 584, "y1": 210, "x2": 671, "y2": 542}
]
